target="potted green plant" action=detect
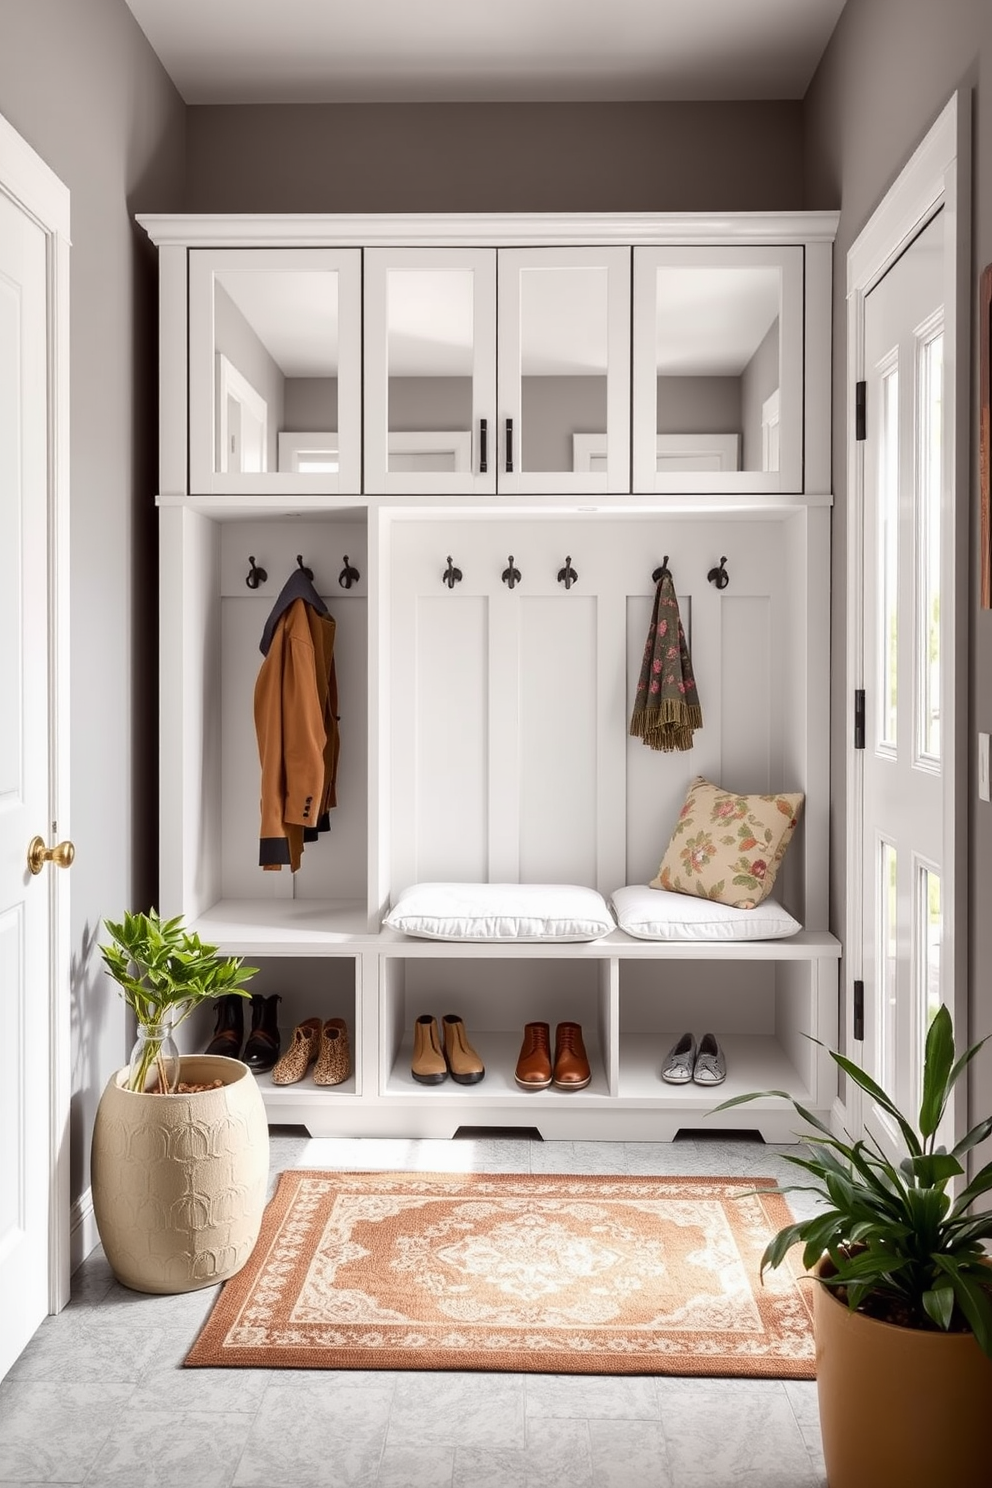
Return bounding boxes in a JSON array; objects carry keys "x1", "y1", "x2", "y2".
[
  {"x1": 714, "y1": 1005, "x2": 992, "y2": 1488},
  {"x1": 92, "y1": 908, "x2": 269, "y2": 1295},
  {"x1": 99, "y1": 908, "x2": 258, "y2": 1092}
]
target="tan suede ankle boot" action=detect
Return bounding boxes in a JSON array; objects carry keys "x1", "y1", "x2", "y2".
[
  {"x1": 411, "y1": 1015, "x2": 447, "y2": 1085},
  {"x1": 441, "y1": 1013, "x2": 485, "y2": 1085}
]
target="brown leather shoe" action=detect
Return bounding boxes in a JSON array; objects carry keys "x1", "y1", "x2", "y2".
[
  {"x1": 553, "y1": 1021, "x2": 591, "y2": 1090},
  {"x1": 441, "y1": 1014, "x2": 485, "y2": 1084},
  {"x1": 411, "y1": 1014, "x2": 447, "y2": 1085},
  {"x1": 314, "y1": 1017, "x2": 351, "y2": 1086},
  {"x1": 515, "y1": 1022, "x2": 552, "y2": 1089},
  {"x1": 271, "y1": 1017, "x2": 322, "y2": 1085}
]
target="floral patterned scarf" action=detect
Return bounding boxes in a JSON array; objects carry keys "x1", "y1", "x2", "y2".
[{"x1": 629, "y1": 571, "x2": 703, "y2": 752}]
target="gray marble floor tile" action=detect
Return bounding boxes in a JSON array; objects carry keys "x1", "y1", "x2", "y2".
[
  {"x1": 521, "y1": 1416, "x2": 594, "y2": 1488},
  {"x1": 623, "y1": 1140, "x2": 717, "y2": 1176},
  {"x1": 388, "y1": 1372, "x2": 526, "y2": 1450},
  {"x1": 588, "y1": 1419, "x2": 675, "y2": 1488},
  {"x1": 524, "y1": 1372, "x2": 659, "y2": 1421},
  {"x1": 656, "y1": 1377, "x2": 821, "y2": 1488},
  {"x1": 129, "y1": 1327, "x2": 274, "y2": 1412},
  {"x1": 528, "y1": 1140, "x2": 629, "y2": 1175},
  {"x1": 79, "y1": 1277, "x2": 221, "y2": 1330},
  {"x1": 784, "y1": 1379, "x2": 826, "y2": 1476},
  {"x1": 6, "y1": 1310, "x2": 166, "y2": 1384},
  {"x1": 0, "y1": 1380, "x2": 133, "y2": 1482},
  {"x1": 451, "y1": 1447, "x2": 528, "y2": 1488},
  {"x1": 234, "y1": 1381, "x2": 392, "y2": 1487},
  {"x1": 83, "y1": 1406, "x2": 255, "y2": 1488},
  {"x1": 375, "y1": 1443, "x2": 454, "y2": 1488}
]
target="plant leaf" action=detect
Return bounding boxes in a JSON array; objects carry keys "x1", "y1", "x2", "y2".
[
  {"x1": 827, "y1": 1050, "x2": 922, "y2": 1157},
  {"x1": 919, "y1": 1004, "x2": 955, "y2": 1138}
]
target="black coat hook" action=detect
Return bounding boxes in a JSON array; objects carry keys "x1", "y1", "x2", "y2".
[
  {"x1": 651, "y1": 556, "x2": 671, "y2": 584},
  {"x1": 707, "y1": 556, "x2": 730, "y2": 590},
  {"x1": 442, "y1": 556, "x2": 463, "y2": 589},
  {"x1": 502, "y1": 555, "x2": 521, "y2": 590},
  {"x1": 245, "y1": 555, "x2": 267, "y2": 590},
  {"x1": 557, "y1": 556, "x2": 578, "y2": 590},
  {"x1": 338, "y1": 556, "x2": 361, "y2": 590},
  {"x1": 296, "y1": 554, "x2": 314, "y2": 581}
]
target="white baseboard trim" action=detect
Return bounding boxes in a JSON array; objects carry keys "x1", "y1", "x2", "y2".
[{"x1": 69, "y1": 1187, "x2": 99, "y2": 1276}]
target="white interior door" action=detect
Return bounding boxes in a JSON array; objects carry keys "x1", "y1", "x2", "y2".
[
  {"x1": 0, "y1": 190, "x2": 52, "y2": 1376},
  {"x1": 0, "y1": 112, "x2": 70, "y2": 1381},
  {"x1": 860, "y1": 209, "x2": 945, "y2": 1161}
]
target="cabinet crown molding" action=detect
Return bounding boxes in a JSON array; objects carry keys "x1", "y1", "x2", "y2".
[{"x1": 136, "y1": 210, "x2": 840, "y2": 250}]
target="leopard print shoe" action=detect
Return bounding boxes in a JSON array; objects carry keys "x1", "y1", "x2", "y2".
[
  {"x1": 270, "y1": 1017, "x2": 322, "y2": 1085},
  {"x1": 314, "y1": 1017, "x2": 351, "y2": 1087}
]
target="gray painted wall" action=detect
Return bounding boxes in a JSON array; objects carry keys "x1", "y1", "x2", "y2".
[
  {"x1": 0, "y1": 0, "x2": 185, "y2": 1206},
  {"x1": 804, "y1": 0, "x2": 992, "y2": 1132},
  {"x1": 183, "y1": 101, "x2": 805, "y2": 213}
]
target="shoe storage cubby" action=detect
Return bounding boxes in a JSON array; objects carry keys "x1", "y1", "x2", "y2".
[
  {"x1": 144, "y1": 209, "x2": 842, "y2": 1142},
  {"x1": 616, "y1": 953, "x2": 838, "y2": 1141},
  {"x1": 379, "y1": 952, "x2": 612, "y2": 1106}
]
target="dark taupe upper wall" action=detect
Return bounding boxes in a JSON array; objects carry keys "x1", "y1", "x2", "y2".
[
  {"x1": 802, "y1": 0, "x2": 990, "y2": 1117},
  {"x1": 183, "y1": 102, "x2": 804, "y2": 213}
]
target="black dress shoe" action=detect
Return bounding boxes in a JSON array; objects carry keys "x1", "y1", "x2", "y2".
[
  {"x1": 204, "y1": 993, "x2": 246, "y2": 1058},
  {"x1": 242, "y1": 993, "x2": 282, "y2": 1072}
]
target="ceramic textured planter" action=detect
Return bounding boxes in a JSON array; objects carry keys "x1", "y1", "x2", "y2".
[
  {"x1": 91, "y1": 1054, "x2": 269, "y2": 1294},
  {"x1": 813, "y1": 1262, "x2": 992, "y2": 1488}
]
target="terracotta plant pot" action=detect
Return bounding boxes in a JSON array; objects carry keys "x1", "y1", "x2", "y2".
[
  {"x1": 91, "y1": 1054, "x2": 269, "y2": 1294},
  {"x1": 813, "y1": 1258, "x2": 992, "y2": 1488}
]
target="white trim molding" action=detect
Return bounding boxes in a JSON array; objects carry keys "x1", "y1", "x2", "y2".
[{"x1": 137, "y1": 210, "x2": 841, "y2": 251}]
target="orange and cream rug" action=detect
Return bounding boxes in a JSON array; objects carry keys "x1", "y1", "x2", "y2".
[{"x1": 186, "y1": 1170, "x2": 815, "y2": 1377}]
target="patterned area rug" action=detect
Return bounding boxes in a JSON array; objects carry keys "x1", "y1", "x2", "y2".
[{"x1": 185, "y1": 1170, "x2": 815, "y2": 1377}]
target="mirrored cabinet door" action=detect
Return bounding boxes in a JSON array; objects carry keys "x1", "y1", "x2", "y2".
[
  {"x1": 364, "y1": 248, "x2": 496, "y2": 495},
  {"x1": 188, "y1": 247, "x2": 361, "y2": 496},
  {"x1": 632, "y1": 246, "x2": 803, "y2": 494},
  {"x1": 498, "y1": 247, "x2": 631, "y2": 495}
]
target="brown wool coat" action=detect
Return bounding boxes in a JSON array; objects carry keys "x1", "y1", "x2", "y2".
[{"x1": 254, "y1": 596, "x2": 340, "y2": 872}]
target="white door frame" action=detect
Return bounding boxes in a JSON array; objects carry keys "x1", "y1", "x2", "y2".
[
  {"x1": 0, "y1": 111, "x2": 72, "y2": 1314},
  {"x1": 845, "y1": 93, "x2": 970, "y2": 1144}
]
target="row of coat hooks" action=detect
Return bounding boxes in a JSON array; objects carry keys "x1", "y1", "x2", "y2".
[
  {"x1": 245, "y1": 554, "x2": 361, "y2": 590},
  {"x1": 441, "y1": 554, "x2": 731, "y2": 590}
]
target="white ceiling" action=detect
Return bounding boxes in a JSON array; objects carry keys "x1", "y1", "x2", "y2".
[{"x1": 122, "y1": 0, "x2": 846, "y2": 105}]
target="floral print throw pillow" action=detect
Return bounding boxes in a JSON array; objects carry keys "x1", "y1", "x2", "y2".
[{"x1": 651, "y1": 776, "x2": 804, "y2": 909}]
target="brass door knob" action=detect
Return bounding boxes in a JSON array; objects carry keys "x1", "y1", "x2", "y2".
[{"x1": 27, "y1": 835, "x2": 75, "y2": 876}]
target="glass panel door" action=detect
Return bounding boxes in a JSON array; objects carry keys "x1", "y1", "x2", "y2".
[
  {"x1": 632, "y1": 246, "x2": 803, "y2": 494},
  {"x1": 189, "y1": 248, "x2": 361, "y2": 496},
  {"x1": 497, "y1": 247, "x2": 630, "y2": 495},
  {"x1": 364, "y1": 248, "x2": 496, "y2": 495}
]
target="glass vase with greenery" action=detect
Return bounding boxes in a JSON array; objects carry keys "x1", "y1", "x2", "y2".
[
  {"x1": 100, "y1": 909, "x2": 258, "y2": 1094},
  {"x1": 713, "y1": 1005, "x2": 992, "y2": 1355}
]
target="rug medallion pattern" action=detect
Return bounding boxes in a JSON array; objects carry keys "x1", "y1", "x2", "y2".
[{"x1": 186, "y1": 1171, "x2": 815, "y2": 1377}]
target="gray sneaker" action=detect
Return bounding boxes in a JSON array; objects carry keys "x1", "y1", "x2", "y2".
[
  {"x1": 692, "y1": 1032, "x2": 726, "y2": 1085},
  {"x1": 661, "y1": 1031, "x2": 696, "y2": 1084}
]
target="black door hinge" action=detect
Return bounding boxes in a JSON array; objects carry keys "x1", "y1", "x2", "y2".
[
  {"x1": 853, "y1": 980, "x2": 865, "y2": 1041},
  {"x1": 854, "y1": 689, "x2": 865, "y2": 749},
  {"x1": 855, "y1": 380, "x2": 866, "y2": 441}
]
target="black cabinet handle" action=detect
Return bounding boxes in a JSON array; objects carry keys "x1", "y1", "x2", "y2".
[
  {"x1": 506, "y1": 418, "x2": 514, "y2": 474},
  {"x1": 480, "y1": 417, "x2": 488, "y2": 474}
]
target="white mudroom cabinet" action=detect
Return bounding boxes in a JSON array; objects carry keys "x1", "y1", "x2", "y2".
[{"x1": 139, "y1": 210, "x2": 840, "y2": 1141}]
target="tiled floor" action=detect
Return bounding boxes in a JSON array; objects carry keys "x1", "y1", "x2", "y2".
[{"x1": 0, "y1": 1131, "x2": 827, "y2": 1487}]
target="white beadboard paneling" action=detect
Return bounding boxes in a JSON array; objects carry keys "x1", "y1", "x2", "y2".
[
  {"x1": 518, "y1": 595, "x2": 598, "y2": 884},
  {"x1": 413, "y1": 595, "x2": 489, "y2": 884},
  {"x1": 719, "y1": 595, "x2": 772, "y2": 793}
]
